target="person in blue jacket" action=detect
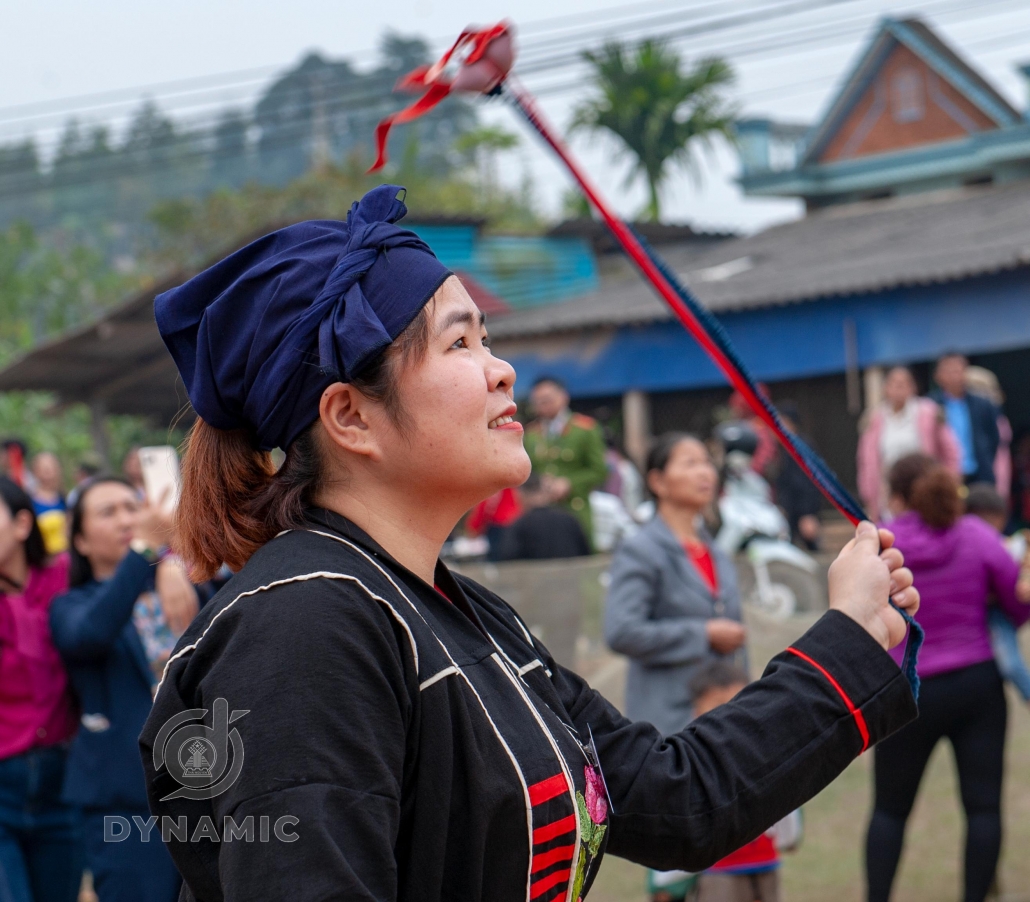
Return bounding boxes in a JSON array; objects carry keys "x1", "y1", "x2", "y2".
[
  {"x1": 49, "y1": 476, "x2": 199, "y2": 902},
  {"x1": 930, "y1": 353, "x2": 1000, "y2": 486}
]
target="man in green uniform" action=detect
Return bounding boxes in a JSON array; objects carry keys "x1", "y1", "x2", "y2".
[{"x1": 523, "y1": 377, "x2": 608, "y2": 548}]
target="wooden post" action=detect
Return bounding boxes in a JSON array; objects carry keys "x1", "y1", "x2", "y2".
[
  {"x1": 622, "y1": 390, "x2": 651, "y2": 471},
  {"x1": 863, "y1": 366, "x2": 884, "y2": 413},
  {"x1": 88, "y1": 398, "x2": 111, "y2": 469}
]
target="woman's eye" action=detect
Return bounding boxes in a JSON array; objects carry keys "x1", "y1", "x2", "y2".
[
  {"x1": 451, "y1": 337, "x2": 467, "y2": 350},
  {"x1": 482, "y1": 334, "x2": 491, "y2": 349}
]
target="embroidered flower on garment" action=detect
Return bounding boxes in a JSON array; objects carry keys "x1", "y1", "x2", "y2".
[
  {"x1": 584, "y1": 764, "x2": 608, "y2": 824},
  {"x1": 571, "y1": 765, "x2": 609, "y2": 900}
]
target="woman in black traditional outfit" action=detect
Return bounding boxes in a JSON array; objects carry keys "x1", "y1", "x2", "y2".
[{"x1": 140, "y1": 185, "x2": 920, "y2": 902}]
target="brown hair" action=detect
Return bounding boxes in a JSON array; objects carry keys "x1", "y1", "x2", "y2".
[
  {"x1": 175, "y1": 304, "x2": 433, "y2": 580},
  {"x1": 887, "y1": 453, "x2": 962, "y2": 530}
]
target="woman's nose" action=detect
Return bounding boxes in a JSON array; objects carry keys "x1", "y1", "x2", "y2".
[{"x1": 487, "y1": 353, "x2": 517, "y2": 394}]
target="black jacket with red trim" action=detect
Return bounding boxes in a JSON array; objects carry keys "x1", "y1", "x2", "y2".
[{"x1": 139, "y1": 508, "x2": 916, "y2": 902}]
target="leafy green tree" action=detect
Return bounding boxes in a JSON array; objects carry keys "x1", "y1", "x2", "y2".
[
  {"x1": 454, "y1": 126, "x2": 519, "y2": 198},
  {"x1": 571, "y1": 40, "x2": 736, "y2": 220},
  {"x1": 0, "y1": 221, "x2": 134, "y2": 357},
  {"x1": 0, "y1": 140, "x2": 41, "y2": 223},
  {"x1": 0, "y1": 221, "x2": 151, "y2": 473},
  {"x1": 561, "y1": 188, "x2": 593, "y2": 220},
  {"x1": 0, "y1": 31, "x2": 483, "y2": 242},
  {"x1": 211, "y1": 109, "x2": 252, "y2": 188},
  {"x1": 146, "y1": 144, "x2": 541, "y2": 272}
]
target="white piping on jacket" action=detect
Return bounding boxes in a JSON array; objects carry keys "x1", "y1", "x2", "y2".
[
  {"x1": 419, "y1": 666, "x2": 458, "y2": 691},
  {"x1": 156, "y1": 570, "x2": 419, "y2": 696}
]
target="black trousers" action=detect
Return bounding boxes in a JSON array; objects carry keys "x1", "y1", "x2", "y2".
[{"x1": 865, "y1": 660, "x2": 1007, "y2": 902}]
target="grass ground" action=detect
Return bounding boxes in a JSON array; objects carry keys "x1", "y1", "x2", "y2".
[{"x1": 579, "y1": 609, "x2": 1030, "y2": 902}]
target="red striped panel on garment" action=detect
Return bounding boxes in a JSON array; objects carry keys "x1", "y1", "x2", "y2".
[
  {"x1": 533, "y1": 813, "x2": 576, "y2": 844},
  {"x1": 531, "y1": 844, "x2": 576, "y2": 873},
  {"x1": 527, "y1": 773, "x2": 576, "y2": 900},
  {"x1": 530, "y1": 867, "x2": 572, "y2": 899},
  {"x1": 528, "y1": 773, "x2": 568, "y2": 806}
]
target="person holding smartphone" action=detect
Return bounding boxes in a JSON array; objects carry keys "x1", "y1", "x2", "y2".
[{"x1": 50, "y1": 477, "x2": 199, "y2": 902}]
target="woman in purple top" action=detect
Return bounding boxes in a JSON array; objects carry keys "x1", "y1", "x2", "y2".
[
  {"x1": 0, "y1": 476, "x2": 81, "y2": 902},
  {"x1": 865, "y1": 454, "x2": 1028, "y2": 902}
]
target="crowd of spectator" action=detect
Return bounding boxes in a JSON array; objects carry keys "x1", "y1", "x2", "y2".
[
  {"x1": 476, "y1": 353, "x2": 1029, "y2": 569},
  {"x1": 0, "y1": 446, "x2": 206, "y2": 902}
]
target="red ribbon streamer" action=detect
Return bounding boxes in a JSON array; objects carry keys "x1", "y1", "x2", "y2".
[{"x1": 368, "y1": 23, "x2": 511, "y2": 173}]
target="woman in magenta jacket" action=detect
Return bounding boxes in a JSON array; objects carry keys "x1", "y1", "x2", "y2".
[
  {"x1": 865, "y1": 454, "x2": 1029, "y2": 902},
  {"x1": 0, "y1": 476, "x2": 81, "y2": 902}
]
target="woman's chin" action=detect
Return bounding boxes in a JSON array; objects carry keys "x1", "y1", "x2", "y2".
[
  {"x1": 508, "y1": 453, "x2": 532, "y2": 486},
  {"x1": 485, "y1": 456, "x2": 532, "y2": 495}
]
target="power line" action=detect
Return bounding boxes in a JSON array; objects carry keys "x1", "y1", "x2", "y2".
[
  {"x1": 740, "y1": 15, "x2": 1030, "y2": 104},
  {"x1": 1, "y1": 0, "x2": 868, "y2": 151},
  {"x1": 517, "y1": 0, "x2": 1027, "y2": 75},
  {"x1": 509, "y1": 0, "x2": 813, "y2": 55},
  {"x1": 525, "y1": 0, "x2": 1029, "y2": 107},
  {"x1": 0, "y1": 0, "x2": 996, "y2": 143},
  {"x1": 0, "y1": 0, "x2": 753, "y2": 124},
  {"x1": 5, "y1": 0, "x2": 991, "y2": 150},
  {"x1": 0, "y1": 0, "x2": 837, "y2": 140}
]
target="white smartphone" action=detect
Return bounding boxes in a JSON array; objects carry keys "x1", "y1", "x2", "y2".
[{"x1": 138, "y1": 445, "x2": 181, "y2": 514}]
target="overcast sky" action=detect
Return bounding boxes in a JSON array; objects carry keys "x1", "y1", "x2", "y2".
[{"x1": 4, "y1": 0, "x2": 1030, "y2": 233}]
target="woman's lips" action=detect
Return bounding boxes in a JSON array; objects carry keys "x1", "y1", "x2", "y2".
[{"x1": 488, "y1": 414, "x2": 522, "y2": 431}]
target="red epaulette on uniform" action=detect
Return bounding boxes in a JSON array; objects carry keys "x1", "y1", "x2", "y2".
[{"x1": 570, "y1": 413, "x2": 597, "y2": 429}]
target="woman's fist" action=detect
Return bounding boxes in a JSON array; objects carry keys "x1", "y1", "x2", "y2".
[{"x1": 828, "y1": 521, "x2": 919, "y2": 650}]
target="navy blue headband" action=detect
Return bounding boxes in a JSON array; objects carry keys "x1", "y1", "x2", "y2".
[{"x1": 155, "y1": 185, "x2": 451, "y2": 450}]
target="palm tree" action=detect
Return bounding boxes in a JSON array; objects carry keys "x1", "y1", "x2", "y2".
[{"x1": 571, "y1": 40, "x2": 736, "y2": 221}]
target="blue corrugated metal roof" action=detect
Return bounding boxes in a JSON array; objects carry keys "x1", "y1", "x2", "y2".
[
  {"x1": 409, "y1": 225, "x2": 599, "y2": 309},
  {"x1": 408, "y1": 224, "x2": 477, "y2": 267},
  {"x1": 499, "y1": 267, "x2": 1030, "y2": 398}
]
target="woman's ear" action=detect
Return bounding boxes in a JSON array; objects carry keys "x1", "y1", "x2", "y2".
[
  {"x1": 12, "y1": 509, "x2": 33, "y2": 544},
  {"x1": 646, "y1": 468, "x2": 664, "y2": 500},
  {"x1": 72, "y1": 531, "x2": 89, "y2": 558},
  {"x1": 319, "y1": 382, "x2": 383, "y2": 461}
]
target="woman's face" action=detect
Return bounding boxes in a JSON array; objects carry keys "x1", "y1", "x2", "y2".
[
  {"x1": 883, "y1": 368, "x2": 915, "y2": 409},
  {"x1": 74, "y1": 482, "x2": 140, "y2": 575},
  {"x1": 649, "y1": 439, "x2": 718, "y2": 511},
  {"x1": 0, "y1": 499, "x2": 33, "y2": 573},
  {"x1": 376, "y1": 277, "x2": 531, "y2": 509}
]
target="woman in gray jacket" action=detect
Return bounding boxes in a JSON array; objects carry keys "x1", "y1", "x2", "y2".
[{"x1": 605, "y1": 432, "x2": 747, "y2": 738}]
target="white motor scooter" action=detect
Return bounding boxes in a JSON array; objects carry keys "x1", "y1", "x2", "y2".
[{"x1": 713, "y1": 422, "x2": 822, "y2": 620}]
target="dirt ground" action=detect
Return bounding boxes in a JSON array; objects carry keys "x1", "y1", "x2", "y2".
[{"x1": 578, "y1": 608, "x2": 1030, "y2": 902}]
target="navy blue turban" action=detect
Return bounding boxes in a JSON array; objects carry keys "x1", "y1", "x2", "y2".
[{"x1": 155, "y1": 185, "x2": 452, "y2": 451}]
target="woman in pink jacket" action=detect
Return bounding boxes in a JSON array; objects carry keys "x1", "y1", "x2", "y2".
[{"x1": 858, "y1": 366, "x2": 961, "y2": 521}]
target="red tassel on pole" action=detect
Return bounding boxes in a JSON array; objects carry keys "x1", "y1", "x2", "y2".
[{"x1": 367, "y1": 22, "x2": 514, "y2": 173}]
